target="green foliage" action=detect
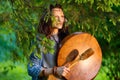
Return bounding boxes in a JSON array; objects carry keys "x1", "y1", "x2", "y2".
[
  {"x1": 0, "y1": 61, "x2": 31, "y2": 80},
  {"x1": 0, "y1": 28, "x2": 22, "y2": 61},
  {"x1": 95, "y1": 50, "x2": 120, "y2": 80},
  {"x1": 37, "y1": 34, "x2": 55, "y2": 54},
  {"x1": 30, "y1": 34, "x2": 55, "y2": 59},
  {"x1": 103, "y1": 52, "x2": 120, "y2": 80}
]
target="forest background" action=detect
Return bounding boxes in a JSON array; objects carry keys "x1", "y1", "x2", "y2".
[{"x1": 0, "y1": 0, "x2": 120, "y2": 80}]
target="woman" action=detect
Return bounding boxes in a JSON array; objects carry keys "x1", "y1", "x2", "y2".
[{"x1": 28, "y1": 4, "x2": 70, "y2": 80}]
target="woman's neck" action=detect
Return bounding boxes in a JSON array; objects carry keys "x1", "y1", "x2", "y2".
[{"x1": 52, "y1": 28, "x2": 59, "y2": 35}]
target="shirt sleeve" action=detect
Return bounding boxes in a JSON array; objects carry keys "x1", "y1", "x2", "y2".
[{"x1": 27, "y1": 52, "x2": 43, "y2": 79}]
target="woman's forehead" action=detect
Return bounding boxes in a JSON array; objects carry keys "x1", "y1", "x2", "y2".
[
  {"x1": 52, "y1": 8, "x2": 64, "y2": 14},
  {"x1": 52, "y1": 8, "x2": 62, "y2": 11}
]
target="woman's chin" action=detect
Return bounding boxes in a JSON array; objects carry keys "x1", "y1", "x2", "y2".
[{"x1": 53, "y1": 26, "x2": 63, "y2": 29}]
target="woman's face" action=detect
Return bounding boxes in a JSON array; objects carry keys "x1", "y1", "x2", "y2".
[{"x1": 51, "y1": 8, "x2": 65, "y2": 29}]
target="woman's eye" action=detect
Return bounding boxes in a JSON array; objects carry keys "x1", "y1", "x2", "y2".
[
  {"x1": 61, "y1": 16, "x2": 64, "y2": 19},
  {"x1": 55, "y1": 16, "x2": 58, "y2": 19},
  {"x1": 61, "y1": 16, "x2": 64, "y2": 18}
]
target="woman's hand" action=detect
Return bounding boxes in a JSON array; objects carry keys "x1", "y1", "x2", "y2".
[
  {"x1": 41, "y1": 65, "x2": 70, "y2": 78},
  {"x1": 54, "y1": 66, "x2": 70, "y2": 78}
]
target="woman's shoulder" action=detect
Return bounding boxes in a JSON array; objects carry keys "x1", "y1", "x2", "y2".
[{"x1": 36, "y1": 33, "x2": 46, "y2": 41}]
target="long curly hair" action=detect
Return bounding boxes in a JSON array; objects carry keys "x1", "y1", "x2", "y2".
[{"x1": 38, "y1": 4, "x2": 69, "y2": 42}]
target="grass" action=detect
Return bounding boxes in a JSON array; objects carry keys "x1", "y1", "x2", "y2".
[
  {"x1": 0, "y1": 59, "x2": 118, "y2": 80},
  {"x1": 0, "y1": 61, "x2": 31, "y2": 80},
  {"x1": 94, "y1": 66, "x2": 110, "y2": 80}
]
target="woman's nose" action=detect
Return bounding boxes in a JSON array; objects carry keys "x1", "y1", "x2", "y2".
[
  {"x1": 58, "y1": 17, "x2": 63, "y2": 22},
  {"x1": 58, "y1": 17, "x2": 61, "y2": 22}
]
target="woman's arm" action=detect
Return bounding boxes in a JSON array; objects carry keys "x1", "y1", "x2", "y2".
[{"x1": 27, "y1": 52, "x2": 43, "y2": 78}]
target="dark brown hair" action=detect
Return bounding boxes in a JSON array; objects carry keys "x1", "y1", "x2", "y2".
[{"x1": 38, "y1": 4, "x2": 69, "y2": 42}]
